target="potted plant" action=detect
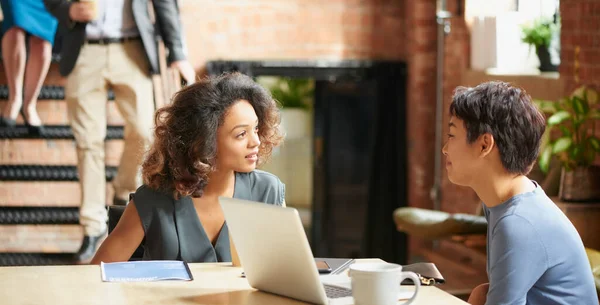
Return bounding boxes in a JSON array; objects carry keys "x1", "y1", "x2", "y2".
[
  {"x1": 269, "y1": 77, "x2": 314, "y2": 140},
  {"x1": 258, "y1": 77, "x2": 315, "y2": 209},
  {"x1": 537, "y1": 86, "x2": 600, "y2": 201},
  {"x1": 521, "y1": 17, "x2": 559, "y2": 72}
]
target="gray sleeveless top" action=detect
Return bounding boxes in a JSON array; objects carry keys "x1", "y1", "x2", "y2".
[{"x1": 133, "y1": 170, "x2": 285, "y2": 263}]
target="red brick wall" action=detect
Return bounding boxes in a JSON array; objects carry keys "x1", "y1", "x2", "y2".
[
  {"x1": 560, "y1": 0, "x2": 600, "y2": 93},
  {"x1": 403, "y1": 0, "x2": 481, "y2": 253},
  {"x1": 439, "y1": 1, "x2": 480, "y2": 215},
  {"x1": 404, "y1": 1, "x2": 436, "y2": 215},
  {"x1": 403, "y1": 1, "x2": 437, "y2": 254},
  {"x1": 178, "y1": 0, "x2": 406, "y2": 71},
  {"x1": 561, "y1": 0, "x2": 600, "y2": 167}
]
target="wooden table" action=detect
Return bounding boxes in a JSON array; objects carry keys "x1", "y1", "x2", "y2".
[{"x1": 0, "y1": 262, "x2": 468, "y2": 305}]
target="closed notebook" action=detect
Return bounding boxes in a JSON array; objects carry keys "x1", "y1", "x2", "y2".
[{"x1": 101, "y1": 260, "x2": 193, "y2": 282}]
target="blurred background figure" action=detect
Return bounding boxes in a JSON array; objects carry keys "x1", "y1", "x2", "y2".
[
  {"x1": 0, "y1": 0, "x2": 57, "y2": 135},
  {"x1": 44, "y1": 0, "x2": 194, "y2": 264}
]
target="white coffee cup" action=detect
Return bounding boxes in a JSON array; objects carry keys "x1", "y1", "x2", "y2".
[{"x1": 349, "y1": 263, "x2": 421, "y2": 305}]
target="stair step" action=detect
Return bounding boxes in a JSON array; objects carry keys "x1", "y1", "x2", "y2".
[
  {"x1": 0, "y1": 99, "x2": 125, "y2": 126},
  {"x1": 0, "y1": 253, "x2": 76, "y2": 266},
  {"x1": 0, "y1": 85, "x2": 115, "y2": 101},
  {"x1": 0, "y1": 165, "x2": 117, "y2": 181},
  {"x1": 0, "y1": 224, "x2": 82, "y2": 253},
  {"x1": 0, "y1": 125, "x2": 124, "y2": 140},
  {"x1": 1, "y1": 139, "x2": 123, "y2": 166},
  {"x1": 0, "y1": 182, "x2": 114, "y2": 207},
  {"x1": 0, "y1": 207, "x2": 79, "y2": 225}
]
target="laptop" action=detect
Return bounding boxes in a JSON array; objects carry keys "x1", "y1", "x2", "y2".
[{"x1": 220, "y1": 197, "x2": 354, "y2": 305}]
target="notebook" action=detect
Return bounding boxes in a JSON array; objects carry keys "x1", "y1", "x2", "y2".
[{"x1": 100, "y1": 260, "x2": 193, "y2": 282}]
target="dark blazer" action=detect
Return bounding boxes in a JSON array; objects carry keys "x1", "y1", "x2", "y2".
[{"x1": 44, "y1": 0, "x2": 187, "y2": 76}]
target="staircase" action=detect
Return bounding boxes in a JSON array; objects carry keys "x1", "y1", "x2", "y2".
[{"x1": 0, "y1": 57, "x2": 125, "y2": 266}]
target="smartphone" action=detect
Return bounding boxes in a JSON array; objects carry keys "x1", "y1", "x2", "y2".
[{"x1": 316, "y1": 260, "x2": 332, "y2": 274}]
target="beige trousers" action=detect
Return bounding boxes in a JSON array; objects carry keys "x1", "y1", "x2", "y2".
[{"x1": 65, "y1": 40, "x2": 154, "y2": 236}]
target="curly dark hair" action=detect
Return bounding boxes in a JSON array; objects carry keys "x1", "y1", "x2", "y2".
[
  {"x1": 450, "y1": 81, "x2": 546, "y2": 175},
  {"x1": 142, "y1": 72, "x2": 283, "y2": 198}
]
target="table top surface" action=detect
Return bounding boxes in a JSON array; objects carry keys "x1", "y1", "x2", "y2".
[{"x1": 0, "y1": 261, "x2": 468, "y2": 305}]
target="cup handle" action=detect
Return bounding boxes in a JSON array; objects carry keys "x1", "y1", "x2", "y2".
[{"x1": 399, "y1": 271, "x2": 420, "y2": 305}]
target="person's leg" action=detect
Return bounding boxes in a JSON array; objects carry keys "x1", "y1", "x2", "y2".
[
  {"x1": 0, "y1": 27, "x2": 26, "y2": 125},
  {"x1": 65, "y1": 42, "x2": 110, "y2": 263},
  {"x1": 468, "y1": 283, "x2": 489, "y2": 305},
  {"x1": 22, "y1": 35, "x2": 53, "y2": 127},
  {"x1": 107, "y1": 40, "x2": 154, "y2": 204}
]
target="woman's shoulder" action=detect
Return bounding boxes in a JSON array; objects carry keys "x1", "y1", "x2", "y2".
[
  {"x1": 237, "y1": 170, "x2": 282, "y2": 185},
  {"x1": 235, "y1": 170, "x2": 285, "y2": 205},
  {"x1": 132, "y1": 184, "x2": 174, "y2": 207}
]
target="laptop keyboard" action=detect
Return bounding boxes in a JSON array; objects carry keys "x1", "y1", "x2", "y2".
[{"x1": 324, "y1": 284, "x2": 353, "y2": 299}]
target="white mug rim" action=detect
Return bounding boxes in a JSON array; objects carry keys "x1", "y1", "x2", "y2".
[{"x1": 349, "y1": 262, "x2": 403, "y2": 274}]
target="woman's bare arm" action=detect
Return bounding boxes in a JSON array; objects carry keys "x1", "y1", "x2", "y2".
[{"x1": 90, "y1": 200, "x2": 145, "y2": 264}]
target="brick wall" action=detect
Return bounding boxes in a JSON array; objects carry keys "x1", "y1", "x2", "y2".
[
  {"x1": 439, "y1": 1, "x2": 480, "y2": 215},
  {"x1": 561, "y1": 0, "x2": 600, "y2": 167},
  {"x1": 403, "y1": 0, "x2": 481, "y2": 252},
  {"x1": 560, "y1": 0, "x2": 600, "y2": 93},
  {"x1": 178, "y1": 0, "x2": 406, "y2": 71},
  {"x1": 404, "y1": 1, "x2": 436, "y2": 214}
]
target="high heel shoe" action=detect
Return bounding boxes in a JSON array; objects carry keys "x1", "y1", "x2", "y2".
[
  {"x1": 20, "y1": 109, "x2": 45, "y2": 137},
  {"x1": 0, "y1": 101, "x2": 20, "y2": 128},
  {"x1": 0, "y1": 116, "x2": 16, "y2": 128}
]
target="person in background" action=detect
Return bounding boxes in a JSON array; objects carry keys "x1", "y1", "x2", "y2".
[
  {"x1": 442, "y1": 81, "x2": 598, "y2": 305},
  {"x1": 91, "y1": 73, "x2": 286, "y2": 264},
  {"x1": 0, "y1": 0, "x2": 58, "y2": 135},
  {"x1": 43, "y1": 0, "x2": 196, "y2": 263}
]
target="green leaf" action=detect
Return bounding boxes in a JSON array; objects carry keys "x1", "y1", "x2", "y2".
[
  {"x1": 573, "y1": 86, "x2": 599, "y2": 105},
  {"x1": 547, "y1": 111, "x2": 571, "y2": 126},
  {"x1": 538, "y1": 145, "x2": 552, "y2": 174},
  {"x1": 555, "y1": 98, "x2": 569, "y2": 113},
  {"x1": 589, "y1": 136, "x2": 600, "y2": 152},
  {"x1": 553, "y1": 137, "x2": 572, "y2": 154},
  {"x1": 569, "y1": 144, "x2": 583, "y2": 162},
  {"x1": 572, "y1": 96, "x2": 589, "y2": 115},
  {"x1": 534, "y1": 100, "x2": 558, "y2": 113},
  {"x1": 559, "y1": 126, "x2": 572, "y2": 137},
  {"x1": 520, "y1": 18, "x2": 556, "y2": 47},
  {"x1": 268, "y1": 77, "x2": 313, "y2": 110}
]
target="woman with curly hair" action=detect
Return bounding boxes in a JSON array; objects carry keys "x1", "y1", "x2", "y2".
[{"x1": 90, "y1": 72, "x2": 285, "y2": 263}]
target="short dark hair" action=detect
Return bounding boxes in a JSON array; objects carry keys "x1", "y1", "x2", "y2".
[
  {"x1": 449, "y1": 81, "x2": 546, "y2": 175},
  {"x1": 142, "y1": 72, "x2": 283, "y2": 198}
]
